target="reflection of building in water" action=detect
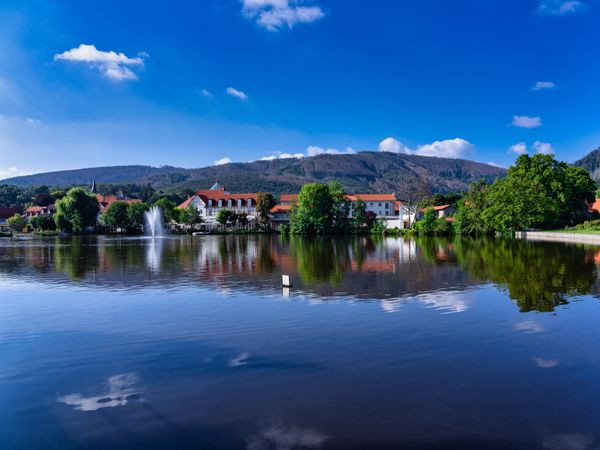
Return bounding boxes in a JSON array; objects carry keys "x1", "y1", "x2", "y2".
[{"x1": 9, "y1": 236, "x2": 596, "y2": 313}]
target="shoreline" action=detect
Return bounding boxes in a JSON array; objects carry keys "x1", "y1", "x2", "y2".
[{"x1": 515, "y1": 231, "x2": 600, "y2": 245}]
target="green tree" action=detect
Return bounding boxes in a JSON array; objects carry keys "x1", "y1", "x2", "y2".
[
  {"x1": 352, "y1": 199, "x2": 369, "y2": 232},
  {"x1": 30, "y1": 215, "x2": 56, "y2": 232},
  {"x1": 454, "y1": 180, "x2": 492, "y2": 235},
  {"x1": 0, "y1": 185, "x2": 23, "y2": 206},
  {"x1": 7, "y1": 214, "x2": 26, "y2": 233},
  {"x1": 50, "y1": 189, "x2": 66, "y2": 202},
  {"x1": 237, "y1": 212, "x2": 249, "y2": 227},
  {"x1": 54, "y1": 188, "x2": 99, "y2": 233},
  {"x1": 256, "y1": 192, "x2": 276, "y2": 228},
  {"x1": 216, "y1": 209, "x2": 234, "y2": 226},
  {"x1": 179, "y1": 204, "x2": 203, "y2": 227},
  {"x1": 153, "y1": 197, "x2": 177, "y2": 223},
  {"x1": 482, "y1": 154, "x2": 596, "y2": 232},
  {"x1": 414, "y1": 207, "x2": 437, "y2": 234},
  {"x1": 290, "y1": 183, "x2": 334, "y2": 234},
  {"x1": 127, "y1": 202, "x2": 149, "y2": 234},
  {"x1": 101, "y1": 201, "x2": 130, "y2": 232},
  {"x1": 329, "y1": 181, "x2": 351, "y2": 233}
]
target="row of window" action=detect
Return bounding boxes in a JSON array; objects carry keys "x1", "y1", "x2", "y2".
[{"x1": 205, "y1": 199, "x2": 254, "y2": 208}]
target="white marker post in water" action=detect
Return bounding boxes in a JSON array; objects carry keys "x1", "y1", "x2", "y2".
[{"x1": 282, "y1": 274, "x2": 292, "y2": 287}]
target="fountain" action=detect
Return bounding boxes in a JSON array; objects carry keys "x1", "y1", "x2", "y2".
[{"x1": 144, "y1": 206, "x2": 164, "y2": 238}]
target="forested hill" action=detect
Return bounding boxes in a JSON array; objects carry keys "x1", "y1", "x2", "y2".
[
  {"x1": 1, "y1": 165, "x2": 190, "y2": 188},
  {"x1": 1, "y1": 152, "x2": 506, "y2": 197},
  {"x1": 574, "y1": 147, "x2": 600, "y2": 180}
]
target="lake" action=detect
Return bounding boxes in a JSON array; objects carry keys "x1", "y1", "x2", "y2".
[{"x1": 1, "y1": 235, "x2": 600, "y2": 449}]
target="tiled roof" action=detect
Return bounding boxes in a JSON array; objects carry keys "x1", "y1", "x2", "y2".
[
  {"x1": 590, "y1": 199, "x2": 600, "y2": 213},
  {"x1": 281, "y1": 193, "x2": 396, "y2": 202},
  {"x1": 0, "y1": 206, "x2": 22, "y2": 219},
  {"x1": 270, "y1": 204, "x2": 292, "y2": 214},
  {"x1": 280, "y1": 194, "x2": 298, "y2": 202},
  {"x1": 96, "y1": 194, "x2": 141, "y2": 208},
  {"x1": 347, "y1": 194, "x2": 396, "y2": 202},
  {"x1": 178, "y1": 188, "x2": 261, "y2": 209}
]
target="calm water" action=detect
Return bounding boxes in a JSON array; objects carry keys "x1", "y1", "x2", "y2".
[{"x1": 2, "y1": 235, "x2": 600, "y2": 449}]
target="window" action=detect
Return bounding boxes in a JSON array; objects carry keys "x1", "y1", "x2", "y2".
[
  {"x1": 237, "y1": 199, "x2": 242, "y2": 207},
  {"x1": 247, "y1": 199, "x2": 252, "y2": 206},
  {"x1": 227, "y1": 199, "x2": 232, "y2": 208},
  {"x1": 378, "y1": 203, "x2": 382, "y2": 207},
  {"x1": 218, "y1": 200, "x2": 223, "y2": 207}
]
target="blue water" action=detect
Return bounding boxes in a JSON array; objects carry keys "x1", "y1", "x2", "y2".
[{"x1": 1, "y1": 235, "x2": 600, "y2": 449}]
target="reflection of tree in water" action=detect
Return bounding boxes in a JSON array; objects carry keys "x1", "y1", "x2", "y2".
[
  {"x1": 54, "y1": 237, "x2": 100, "y2": 280},
  {"x1": 289, "y1": 236, "x2": 353, "y2": 285},
  {"x1": 452, "y1": 238, "x2": 597, "y2": 312},
  {"x1": 2, "y1": 235, "x2": 599, "y2": 313}
]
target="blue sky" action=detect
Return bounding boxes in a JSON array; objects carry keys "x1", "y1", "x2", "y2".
[{"x1": 0, "y1": 0, "x2": 598, "y2": 178}]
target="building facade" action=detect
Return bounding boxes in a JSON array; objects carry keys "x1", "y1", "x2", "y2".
[
  {"x1": 274, "y1": 193, "x2": 409, "y2": 228},
  {"x1": 177, "y1": 183, "x2": 259, "y2": 223}
]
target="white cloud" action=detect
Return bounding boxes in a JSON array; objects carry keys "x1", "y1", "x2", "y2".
[
  {"x1": 515, "y1": 320, "x2": 544, "y2": 333},
  {"x1": 57, "y1": 373, "x2": 143, "y2": 412},
  {"x1": 226, "y1": 87, "x2": 248, "y2": 101},
  {"x1": 512, "y1": 115, "x2": 542, "y2": 128},
  {"x1": 228, "y1": 352, "x2": 250, "y2": 367},
  {"x1": 306, "y1": 145, "x2": 355, "y2": 156},
  {"x1": 260, "y1": 146, "x2": 354, "y2": 161},
  {"x1": 378, "y1": 137, "x2": 412, "y2": 154},
  {"x1": 241, "y1": 0, "x2": 325, "y2": 31},
  {"x1": 214, "y1": 157, "x2": 232, "y2": 165},
  {"x1": 26, "y1": 117, "x2": 41, "y2": 124},
  {"x1": 0, "y1": 166, "x2": 34, "y2": 180},
  {"x1": 378, "y1": 137, "x2": 473, "y2": 158},
  {"x1": 247, "y1": 424, "x2": 328, "y2": 450},
  {"x1": 415, "y1": 138, "x2": 474, "y2": 158},
  {"x1": 200, "y1": 89, "x2": 213, "y2": 98},
  {"x1": 538, "y1": 0, "x2": 586, "y2": 15},
  {"x1": 533, "y1": 141, "x2": 554, "y2": 154},
  {"x1": 509, "y1": 142, "x2": 528, "y2": 155},
  {"x1": 54, "y1": 44, "x2": 145, "y2": 81},
  {"x1": 533, "y1": 357, "x2": 559, "y2": 368},
  {"x1": 541, "y1": 433, "x2": 595, "y2": 450},
  {"x1": 532, "y1": 81, "x2": 556, "y2": 91}
]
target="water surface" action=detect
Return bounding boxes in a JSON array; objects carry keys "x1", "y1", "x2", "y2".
[{"x1": 1, "y1": 235, "x2": 600, "y2": 449}]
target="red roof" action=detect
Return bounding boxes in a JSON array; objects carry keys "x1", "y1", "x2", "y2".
[
  {"x1": 0, "y1": 206, "x2": 22, "y2": 220},
  {"x1": 347, "y1": 193, "x2": 396, "y2": 202},
  {"x1": 178, "y1": 187, "x2": 260, "y2": 209},
  {"x1": 96, "y1": 194, "x2": 141, "y2": 209},
  {"x1": 420, "y1": 204, "x2": 453, "y2": 212},
  {"x1": 270, "y1": 204, "x2": 292, "y2": 214},
  {"x1": 280, "y1": 194, "x2": 298, "y2": 203},
  {"x1": 590, "y1": 199, "x2": 600, "y2": 213}
]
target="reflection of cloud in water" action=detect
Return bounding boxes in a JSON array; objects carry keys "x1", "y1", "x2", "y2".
[
  {"x1": 57, "y1": 372, "x2": 144, "y2": 411},
  {"x1": 416, "y1": 291, "x2": 475, "y2": 313},
  {"x1": 247, "y1": 424, "x2": 328, "y2": 450},
  {"x1": 542, "y1": 433, "x2": 595, "y2": 450},
  {"x1": 380, "y1": 299, "x2": 405, "y2": 313},
  {"x1": 515, "y1": 320, "x2": 544, "y2": 334},
  {"x1": 533, "y1": 357, "x2": 559, "y2": 368},
  {"x1": 229, "y1": 352, "x2": 250, "y2": 367}
]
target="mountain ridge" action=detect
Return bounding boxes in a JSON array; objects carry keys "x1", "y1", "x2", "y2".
[
  {"x1": 574, "y1": 147, "x2": 600, "y2": 180},
  {"x1": 1, "y1": 152, "x2": 506, "y2": 197}
]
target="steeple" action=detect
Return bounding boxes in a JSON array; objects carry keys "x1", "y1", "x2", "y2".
[
  {"x1": 91, "y1": 180, "x2": 97, "y2": 194},
  {"x1": 210, "y1": 181, "x2": 222, "y2": 191}
]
